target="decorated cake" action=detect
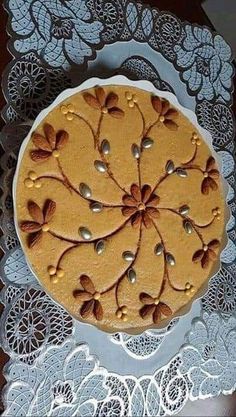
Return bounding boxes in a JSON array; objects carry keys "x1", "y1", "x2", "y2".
[{"x1": 14, "y1": 81, "x2": 226, "y2": 333}]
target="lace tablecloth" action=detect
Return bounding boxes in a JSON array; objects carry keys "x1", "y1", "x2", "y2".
[{"x1": 1, "y1": 1, "x2": 236, "y2": 415}]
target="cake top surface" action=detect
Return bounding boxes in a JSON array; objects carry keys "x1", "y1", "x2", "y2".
[{"x1": 15, "y1": 83, "x2": 225, "y2": 333}]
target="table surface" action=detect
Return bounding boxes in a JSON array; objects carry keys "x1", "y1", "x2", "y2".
[{"x1": 0, "y1": 1, "x2": 235, "y2": 415}]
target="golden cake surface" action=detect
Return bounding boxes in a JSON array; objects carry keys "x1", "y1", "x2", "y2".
[{"x1": 15, "y1": 84, "x2": 225, "y2": 332}]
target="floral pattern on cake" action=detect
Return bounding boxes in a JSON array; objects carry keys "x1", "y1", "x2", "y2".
[
  {"x1": 19, "y1": 87, "x2": 223, "y2": 326},
  {"x1": 201, "y1": 156, "x2": 220, "y2": 195},
  {"x1": 74, "y1": 275, "x2": 103, "y2": 321},
  {"x1": 30, "y1": 124, "x2": 69, "y2": 162},
  {"x1": 192, "y1": 239, "x2": 220, "y2": 269},
  {"x1": 20, "y1": 200, "x2": 56, "y2": 248},
  {"x1": 122, "y1": 184, "x2": 160, "y2": 229},
  {"x1": 139, "y1": 293, "x2": 172, "y2": 324}
]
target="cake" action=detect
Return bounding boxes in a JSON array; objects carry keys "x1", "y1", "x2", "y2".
[{"x1": 14, "y1": 82, "x2": 225, "y2": 333}]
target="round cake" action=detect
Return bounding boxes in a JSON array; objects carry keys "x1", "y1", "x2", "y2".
[{"x1": 14, "y1": 82, "x2": 225, "y2": 333}]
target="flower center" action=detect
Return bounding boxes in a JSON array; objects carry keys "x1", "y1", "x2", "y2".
[
  {"x1": 42, "y1": 223, "x2": 50, "y2": 232},
  {"x1": 196, "y1": 56, "x2": 210, "y2": 76},
  {"x1": 52, "y1": 150, "x2": 60, "y2": 158},
  {"x1": 138, "y1": 202, "x2": 146, "y2": 211},
  {"x1": 93, "y1": 292, "x2": 101, "y2": 300},
  {"x1": 51, "y1": 15, "x2": 73, "y2": 39},
  {"x1": 19, "y1": 76, "x2": 33, "y2": 97},
  {"x1": 154, "y1": 298, "x2": 160, "y2": 305},
  {"x1": 101, "y1": 106, "x2": 108, "y2": 114}
]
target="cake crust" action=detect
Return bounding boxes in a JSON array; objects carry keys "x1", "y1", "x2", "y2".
[{"x1": 15, "y1": 84, "x2": 225, "y2": 332}]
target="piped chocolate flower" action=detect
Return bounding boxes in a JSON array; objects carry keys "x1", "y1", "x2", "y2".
[
  {"x1": 151, "y1": 96, "x2": 178, "y2": 131},
  {"x1": 73, "y1": 275, "x2": 103, "y2": 321},
  {"x1": 31, "y1": 124, "x2": 69, "y2": 162},
  {"x1": 139, "y1": 292, "x2": 172, "y2": 324},
  {"x1": 20, "y1": 200, "x2": 56, "y2": 248},
  {"x1": 83, "y1": 87, "x2": 124, "y2": 118},
  {"x1": 192, "y1": 239, "x2": 220, "y2": 269},
  {"x1": 122, "y1": 184, "x2": 160, "y2": 229},
  {"x1": 201, "y1": 156, "x2": 219, "y2": 195}
]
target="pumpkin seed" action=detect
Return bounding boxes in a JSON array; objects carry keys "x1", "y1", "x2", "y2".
[
  {"x1": 79, "y1": 183, "x2": 92, "y2": 198},
  {"x1": 95, "y1": 240, "x2": 105, "y2": 254},
  {"x1": 165, "y1": 160, "x2": 175, "y2": 174},
  {"x1": 101, "y1": 139, "x2": 110, "y2": 155},
  {"x1": 79, "y1": 227, "x2": 92, "y2": 240},
  {"x1": 131, "y1": 144, "x2": 140, "y2": 159},
  {"x1": 94, "y1": 160, "x2": 107, "y2": 173},
  {"x1": 183, "y1": 220, "x2": 193, "y2": 234},
  {"x1": 166, "y1": 253, "x2": 176, "y2": 266},
  {"x1": 142, "y1": 137, "x2": 154, "y2": 149},
  {"x1": 90, "y1": 202, "x2": 103, "y2": 213},
  {"x1": 122, "y1": 251, "x2": 135, "y2": 262},
  {"x1": 179, "y1": 205, "x2": 190, "y2": 215},
  {"x1": 176, "y1": 168, "x2": 187, "y2": 178},
  {"x1": 127, "y1": 268, "x2": 136, "y2": 283},
  {"x1": 154, "y1": 243, "x2": 164, "y2": 256}
]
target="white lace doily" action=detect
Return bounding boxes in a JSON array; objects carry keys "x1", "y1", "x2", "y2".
[{"x1": 1, "y1": 1, "x2": 236, "y2": 415}]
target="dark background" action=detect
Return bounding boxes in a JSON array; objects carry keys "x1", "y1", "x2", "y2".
[{"x1": 0, "y1": 1, "x2": 235, "y2": 415}]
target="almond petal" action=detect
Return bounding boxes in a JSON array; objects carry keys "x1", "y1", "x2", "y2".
[
  {"x1": 108, "y1": 107, "x2": 124, "y2": 119},
  {"x1": 208, "y1": 248, "x2": 217, "y2": 261},
  {"x1": 80, "y1": 275, "x2": 95, "y2": 294},
  {"x1": 83, "y1": 92, "x2": 101, "y2": 109},
  {"x1": 164, "y1": 120, "x2": 178, "y2": 131},
  {"x1": 20, "y1": 221, "x2": 42, "y2": 233},
  {"x1": 147, "y1": 194, "x2": 160, "y2": 206},
  {"x1": 95, "y1": 87, "x2": 106, "y2": 106},
  {"x1": 146, "y1": 207, "x2": 160, "y2": 219},
  {"x1": 80, "y1": 300, "x2": 94, "y2": 318},
  {"x1": 140, "y1": 304, "x2": 155, "y2": 320},
  {"x1": 56, "y1": 130, "x2": 69, "y2": 150},
  {"x1": 122, "y1": 195, "x2": 137, "y2": 206},
  {"x1": 208, "y1": 239, "x2": 220, "y2": 250},
  {"x1": 165, "y1": 109, "x2": 179, "y2": 120},
  {"x1": 159, "y1": 302, "x2": 172, "y2": 317},
  {"x1": 153, "y1": 306, "x2": 161, "y2": 324},
  {"x1": 28, "y1": 230, "x2": 42, "y2": 248},
  {"x1": 206, "y1": 156, "x2": 215, "y2": 171},
  {"x1": 28, "y1": 201, "x2": 44, "y2": 224},
  {"x1": 141, "y1": 184, "x2": 152, "y2": 203},
  {"x1": 43, "y1": 200, "x2": 56, "y2": 223},
  {"x1": 139, "y1": 292, "x2": 155, "y2": 304},
  {"x1": 208, "y1": 177, "x2": 218, "y2": 191},
  {"x1": 208, "y1": 169, "x2": 219, "y2": 180},
  {"x1": 131, "y1": 212, "x2": 142, "y2": 229},
  {"x1": 161, "y1": 99, "x2": 170, "y2": 115},
  {"x1": 131, "y1": 184, "x2": 141, "y2": 201},
  {"x1": 151, "y1": 96, "x2": 162, "y2": 113},
  {"x1": 44, "y1": 123, "x2": 56, "y2": 149},
  {"x1": 73, "y1": 290, "x2": 92, "y2": 301},
  {"x1": 192, "y1": 249, "x2": 204, "y2": 263},
  {"x1": 94, "y1": 300, "x2": 103, "y2": 321},
  {"x1": 142, "y1": 212, "x2": 153, "y2": 229},
  {"x1": 32, "y1": 133, "x2": 52, "y2": 151},
  {"x1": 30, "y1": 150, "x2": 52, "y2": 162},
  {"x1": 105, "y1": 92, "x2": 118, "y2": 108},
  {"x1": 122, "y1": 207, "x2": 137, "y2": 217},
  {"x1": 201, "y1": 178, "x2": 210, "y2": 195},
  {"x1": 201, "y1": 252, "x2": 210, "y2": 269}
]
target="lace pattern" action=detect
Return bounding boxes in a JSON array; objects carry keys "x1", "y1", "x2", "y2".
[
  {"x1": 2, "y1": 52, "x2": 71, "y2": 123},
  {"x1": 1, "y1": 0, "x2": 236, "y2": 415}
]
